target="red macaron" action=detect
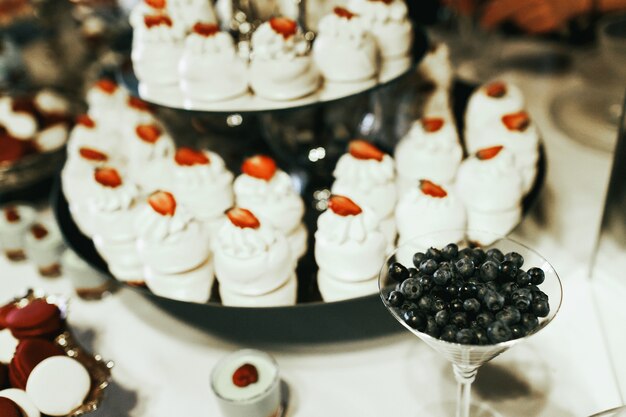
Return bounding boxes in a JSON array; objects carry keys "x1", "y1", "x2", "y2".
[
  {"x1": 0, "y1": 303, "x2": 16, "y2": 330},
  {"x1": 0, "y1": 397, "x2": 23, "y2": 417},
  {"x1": 0, "y1": 362, "x2": 9, "y2": 390},
  {"x1": 5, "y1": 300, "x2": 62, "y2": 340},
  {"x1": 9, "y1": 338, "x2": 65, "y2": 390}
]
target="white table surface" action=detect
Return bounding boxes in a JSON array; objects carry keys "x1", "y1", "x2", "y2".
[{"x1": 1, "y1": 38, "x2": 626, "y2": 417}]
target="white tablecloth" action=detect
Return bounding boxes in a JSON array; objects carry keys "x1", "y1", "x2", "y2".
[{"x1": 1, "y1": 39, "x2": 625, "y2": 417}]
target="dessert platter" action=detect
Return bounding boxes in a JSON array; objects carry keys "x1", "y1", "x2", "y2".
[
  {"x1": 51, "y1": 56, "x2": 547, "y2": 343},
  {"x1": 0, "y1": 289, "x2": 112, "y2": 416}
]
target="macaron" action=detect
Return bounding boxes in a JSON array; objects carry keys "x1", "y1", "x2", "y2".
[
  {"x1": 0, "y1": 363, "x2": 9, "y2": 390},
  {"x1": 5, "y1": 300, "x2": 62, "y2": 340},
  {"x1": 0, "y1": 303, "x2": 16, "y2": 330},
  {"x1": 26, "y1": 356, "x2": 90, "y2": 416},
  {"x1": 0, "y1": 396, "x2": 24, "y2": 417},
  {"x1": 9, "y1": 339, "x2": 65, "y2": 390},
  {"x1": 0, "y1": 329, "x2": 18, "y2": 362},
  {"x1": 0, "y1": 388, "x2": 40, "y2": 417}
]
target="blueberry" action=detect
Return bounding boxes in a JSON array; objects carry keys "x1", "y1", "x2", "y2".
[
  {"x1": 528, "y1": 267, "x2": 545, "y2": 285},
  {"x1": 418, "y1": 295, "x2": 434, "y2": 312},
  {"x1": 459, "y1": 247, "x2": 475, "y2": 260},
  {"x1": 477, "y1": 285, "x2": 490, "y2": 300},
  {"x1": 456, "y1": 328, "x2": 475, "y2": 344},
  {"x1": 420, "y1": 259, "x2": 438, "y2": 275},
  {"x1": 445, "y1": 284, "x2": 459, "y2": 299},
  {"x1": 486, "y1": 248, "x2": 504, "y2": 263},
  {"x1": 433, "y1": 268, "x2": 453, "y2": 286},
  {"x1": 500, "y1": 282, "x2": 519, "y2": 300},
  {"x1": 413, "y1": 252, "x2": 426, "y2": 268},
  {"x1": 430, "y1": 285, "x2": 447, "y2": 300},
  {"x1": 456, "y1": 257, "x2": 476, "y2": 278},
  {"x1": 450, "y1": 312, "x2": 469, "y2": 328},
  {"x1": 426, "y1": 316, "x2": 440, "y2": 337},
  {"x1": 487, "y1": 320, "x2": 512, "y2": 343},
  {"x1": 521, "y1": 313, "x2": 539, "y2": 331},
  {"x1": 472, "y1": 248, "x2": 486, "y2": 263},
  {"x1": 533, "y1": 289, "x2": 549, "y2": 301},
  {"x1": 475, "y1": 328, "x2": 490, "y2": 345},
  {"x1": 480, "y1": 260, "x2": 499, "y2": 282},
  {"x1": 459, "y1": 283, "x2": 478, "y2": 300},
  {"x1": 532, "y1": 300, "x2": 550, "y2": 317},
  {"x1": 442, "y1": 243, "x2": 459, "y2": 260},
  {"x1": 400, "y1": 278, "x2": 423, "y2": 300},
  {"x1": 433, "y1": 298, "x2": 448, "y2": 312},
  {"x1": 426, "y1": 247, "x2": 443, "y2": 262},
  {"x1": 513, "y1": 296, "x2": 531, "y2": 312},
  {"x1": 403, "y1": 309, "x2": 427, "y2": 331},
  {"x1": 504, "y1": 252, "x2": 524, "y2": 268},
  {"x1": 389, "y1": 262, "x2": 410, "y2": 283},
  {"x1": 463, "y1": 298, "x2": 481, "y2": 314},
  {"x1": 408, "y1": 267, "x2": 419, "y2": 278},
  {"x1": 510, "y1": 324, "x2": 526, "y2": 339},
  {"x1": 417, "y1": 275, "x2": 434, "y2": 293},
  {"x1": 450, "y1": 299, "x2": 464, "y2": 312},
  {"x1": 496, "y1": 306, "x2": 521, "y2": 325},
  {"x1": 485, "y1": 281, "x2": 498, "y2": 291},
  {"x1": 440, "y1": 325, "x2": 458, "y2": 342},
  {"x1": 435, "y1": 310, "x2": 450, "y2": 327},
  {"x1": 476, "y1": 311, "x2": 494, "y2": 328},
  {"x1": 400, "y1": 301, "x2": 418, "y2": 312},
  {"x1": 483, "y1": 290, "x2": 505, "y2": 312},
  {"x1": 516, "y1": 270, "x2": 532, "y2": 287},
  {"x1": 387, "y1": 290, "x2": 404, "y2": 307},
  {"x1": 499, "y1": 261, "x2": 518, "y2": 282},
  {"x1": 467, "y1": 277, "x2": 481, "y2": 286},
  {"x1": 512, "y1": 288, "x2": 533, "y2": 301}
]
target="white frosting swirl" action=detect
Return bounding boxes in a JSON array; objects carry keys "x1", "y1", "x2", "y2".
[
  {"x1": 135, "y1": 202, "x2": 195, "y2": 242},
  {"x1": 129, "y1": 128, "x2": 175, "y2": 162},
  {"x1": 316, "y1": 206, "x2": 380, "y2": 245},
  {"x1": 348, "y1": 0, "x2": 408, "y2": 23},
  {"x1": 317, "y1": 12, "x2": 370, "y2": 47},
  {"x1": 251, "y1": 21, "x2": 309, "y2": 61},
  {"x1": 86, "y1": 85, "x2": 128, "y2": 121},
  {"x1": 89, "y1": 181, "x2": 138, "y2": 213},
  {"x1": 216, "y1": 221, "x2": 277, "y2": 259},
  {"x1": 465, "y1": 82, "x2": 525, "y2": 137},
  {"x1": 419, "y1": 43, "x2": 453, "y2": 91},
  {"x1": 184, "y1": 31, "x2": 235, "y2": 55},
  {"x1": 171, "y1": 151, "x2": 231, "y2": 187}
]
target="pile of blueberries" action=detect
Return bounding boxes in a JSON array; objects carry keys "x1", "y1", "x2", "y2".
[{"x1": 385, "y1": 243, "x2": 551, "y2": 345}]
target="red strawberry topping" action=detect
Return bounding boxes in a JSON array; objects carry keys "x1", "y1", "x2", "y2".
[
  {"x1": 348, "y1": 140, "x2": 384, "y2": 162},
  {"x1": 76, "y1": 114, "x2": 96, "y2": 128},
  {"x1": 145, "y1": 0, "x2": 166, "y2": 9},
  {"x1": 232, "y1": 363, "x2": 259, "y2": 388},
  {"x1": 4, "y1": 207, "x2": 20, "y2": 223},
  {"x1": 422, "y1": 117, "x2": 445, "y2": 133},
  {"x1": 144, "y1": 14, "x2": 173, "y2": 28},
  {"x1": 502, "y1": 111, "x2": 530, "y2": 132},
  {"x1": 149, "y1": 191, "x2": 176, "y2": 216},
  {"x1": 328, "y1": 195, "x2": 362, "y2": 216},
  {"x1": 128, "y1": 96, "x2": 150, "y2": 111},
  {"x1": 31, "y1": 224, "x2": 48, "y2": 240},
  {"x1": 241, "y1": 155, "x2": 277, "y2": 181},
  {"x1": 175, "y1": 147, "x2": 210, "y2": 166},
  {"x1": 227, "y1": 208, "x2": 260, "y2": 229},
  {"x1": 485, "y1": 82, "x2": 507, "y2": 98},
  {"x1": 79, "y1": 147, "x2": 108, "y2": 162},
  {"x1": 269, "y1": 17, "x2": 298, "y2": 39},
  {"x1": 136, "y1": 124, "x2": 162, "y2": 144},
  {"x1": 476, "y1": 145, "x2": 504, "y2": 160},
  {"x1": 96, "y1": 79, "x2": 117, "y2": 94},
  {"x1": 94, "y1": 167, "x2": 123, "y2": 188},
  {"x1": 193, "y1": 22, "x2": 219, "y2": 37},
  {"x1": 334, "y1": 7, "x2": 357, "y2": 19},
  {"x1": 419, "y1": 180, "x2": 447, "y2": 198}
]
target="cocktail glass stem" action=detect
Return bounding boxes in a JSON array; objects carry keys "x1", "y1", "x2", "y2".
[{"x1": 453, "y1": 364, "x2": 479, "y2": 417}]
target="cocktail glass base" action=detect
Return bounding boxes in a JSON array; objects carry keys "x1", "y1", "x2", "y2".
[{"x1": 417, "y1": 400, "x2": 503, "y2": 417}]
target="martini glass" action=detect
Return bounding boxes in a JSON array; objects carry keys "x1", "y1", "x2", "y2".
[{"x1": 379, "y1": 230, "x2": 563, "y2": 417}]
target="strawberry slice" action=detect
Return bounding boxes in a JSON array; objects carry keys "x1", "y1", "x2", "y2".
[
  {"x1": 149, "y1": 191, "x2": 177, "y2": 216},
  {"x1": 175, "y1": 147, "x2": 210, "y2": 166},
  {"x1": 502, "y1": 111, "x2": 530, "y2": 132},
  {"x1": 76, "y1": 114, "x2": 96, "y2": 128},
  {"x1": 241, "y1": 155, "x2": 277, "y2": 181},
  {"x1": 144, "y1": 14, "x2": 173, "y2": 28},
  {"x1": 193, "y1": 22, "x2": 219, "y2": 37},
  {"x1": 136, "y1": 124, "x2": 162, "y2": 144},
  {"x1": 79, "y1": 147, "x2": 108, "y2": 162},
  {"x1": 95, "y1": 79, "x2": 117, "y2": 94},
  {"x1": 269, "y1": 17, "x2": 298, "y2": 39},
  {"x1": 94, "y1": 167, "x2": 123, "y2": 188},
  {"x1": 4, "y1": 207, "x2": 19, "y2": 223},
  {"x1": 476, "y1": 145, "x2": 504, "y2": 160},
  {"x1": 419, "y1": 180, "x2": 447, "y2": 198},
  {"x1": 422, "y1": 117, "x2": 444, "y2": 133},
  {"x1": 227, "y1": 208, "x2": 260, "y2": 229},
  {"x1": 334, "y1": 7, "x2": 357, "y2": 19},
  {"x1": 145, "y1": 0, "x2": 166, "y2": 9},
  {"x1": 128, "y1": 96, "x2": 150, "y2": 111},
  {"x1": 485, "y1": 82, "x2": 506, "y2": 98},
  {"x1": 328, "y1": 195, "x2": 362, "y2": 216},
  {"x1": 232, "y1": 363, "x2": 259, "y2": 388},
  {"x1": 348, "y1": 140, "x2": 384, "y2": 162},
  {"x1": 31, "y1": 224, "x2": 48, "y2": 240}
]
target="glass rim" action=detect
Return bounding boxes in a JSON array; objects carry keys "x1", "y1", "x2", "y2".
[{"x1": 378, "y1": 229, "x2": 564, "y2": 350}]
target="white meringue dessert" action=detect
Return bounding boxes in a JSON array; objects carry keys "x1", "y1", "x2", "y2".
[
  {"x1": 464, "y1": 81, "x2": 525, "y2": 140},
  {"x1": 219, "y1": 274, "x2": 298, "y2": 307},
  {"x1": 86, "y1": 79, "x2": 128, "y2": 131},
  {"x1": 127, "y1": 123, "x2": 175, "y2": 192},
  {"x1": 145, "y1": 256, "x2": 214, "y2": 303}
]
